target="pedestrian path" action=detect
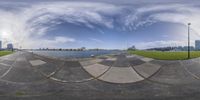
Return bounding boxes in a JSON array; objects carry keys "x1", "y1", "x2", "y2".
[
  {"x1": 80, "y1": 54, "x2": 161, "y2": 83},
  {"x1": 0, "y1": 51, "x2": 200, "y2": 99},
  {"x1": 2, "y1": 51, "x2": 200, "y2": 85}
]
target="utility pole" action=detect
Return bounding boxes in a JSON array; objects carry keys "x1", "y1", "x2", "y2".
[{"x1": 188, "y1": 23, "x2": 191, "y2": 59}]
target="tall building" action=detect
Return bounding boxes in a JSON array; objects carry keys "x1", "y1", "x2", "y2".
[
  {"x1": 0, "y1": 41, "x2": 2, "y2": 50},
  {"x1": 7, "y1": 43, "x2": 13, "y2": 50},
  {"x1": 195, "y1": 40, "x2": 200, "y2": 50}
]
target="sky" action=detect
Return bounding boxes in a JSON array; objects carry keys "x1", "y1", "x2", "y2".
[{"x1": 0, "y1": 0, "x2": 200, "y2": 49}]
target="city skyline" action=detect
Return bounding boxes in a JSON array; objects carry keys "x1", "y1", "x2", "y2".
[
  {"x1": 0, "y1": 40, "x2": 13, "y2": 49},
  {"x1": 1, "y1": 1, "x2": 200, "y2": 49}
]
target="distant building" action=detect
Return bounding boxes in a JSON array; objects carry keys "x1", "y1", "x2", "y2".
[
  {"x1": 128, "y1": 45, "x2": 136, "y2": 50},
  {"x1": 81, "y1": 47, "x2": 86, "y2": 51},
  {"x1": 174, "y1": 46, "x2": 183, "y2": 51},
  {"x1": 182, "y1": 46, "x2": 195, "y2": 51},
  {"x1": 0, "y1": 41, "x2": 2, "y2": 50},
  {"x1": 195, "y1": 40, "x2": 200, "y2": 50},
  {"x1": 7, "y1": 43, "x2": 13, "y2": 50},
  {"x1": 146, "y1": 46, "x2": 195, "y2": 51}
]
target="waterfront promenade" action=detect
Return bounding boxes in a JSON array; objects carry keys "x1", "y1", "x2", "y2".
[{"x1": 0, "y1": 51, "x2": 200, "y2": 100}]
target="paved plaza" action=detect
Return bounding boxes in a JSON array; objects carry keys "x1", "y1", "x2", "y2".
[{"x1": 0, "y1": 51, "x2": 200, "y2": 100}]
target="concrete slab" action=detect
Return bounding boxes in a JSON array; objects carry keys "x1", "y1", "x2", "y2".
[
  {"x1": 182, "y1": 61, "x2": 200, "y2": 78},
  {"x1": 0, "y1": 64, "x2": 11, "y2": 76},
  {"x1": 141, "y1": 58, "x2": 154, "y2": 62},
  {"x1": 181, "y1": 59, "x2": 194, "y2": 66},
  {"x1": 1, "y1": 61, "x2": 46, "y2": 82},
  {"x1": 149, "y1": 61, "x2": 197, "y2": 84},
  {"x1": 106, "y1": 57, "x2": 117, "y2": 61},
  {"x1": 99, "y1": 67, "x2": 144, "y2": 83},
  {"x1": 133, "y1": 63, "x2": 161, "y2": 78},
  {"x1": 0, "y1": 62, "x2": 10, "y2": 67},
  {"x1": 29, "y1": 60, "x2": 46, "y2": 66},
  {"x1": 113, "y1": 54, "x2": 130, "y2": 67},
  {"x1": 37, "y1": 63, "x2": 59, "y2": 76},
  {"x1": 0, "y1": 57, "x2": 15, "y2": 61},
  {"x1": 80, "y1": 59, "x2": 103, "y2": 66},
  {"x1": 99, "y1": 60, "x2": 114, "y2": 66},
  {"x1": 129, "y1": 59, "x2": 145, "y2": 66},
  {"x1": 192, "y1": 58, "x2": 200, "y2": 63},
  {"x1": 0, "y1": 53, "x2": 18, "y2": 61},
  {"x1": 126, "y1": 55, "x2": 135, "y2": 58},
  {"x1": 134, "y1": 55, "x2": 144, "y2": 59},
  {"x1": 0, "y1": 60, "x2": 14, "y2": 66},
  {"x1": 51, "y1": 61, "x2": 92, "y2": 82},
  {"x1": 16, "y1": 57, "x2": 26, "y2": 62},
  {"x1": 83, "y1": 63, "x2": 110, "y2": 77}
]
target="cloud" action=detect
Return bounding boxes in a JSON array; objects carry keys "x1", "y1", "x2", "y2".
[
  {"x1": 134, "y1": 4, "x2": 200, "y2": 35},
  {"x1": 26, "y1": 2, "x2": 119, "y2": 30},
  {"x1": 0, "y1": 2, "x2": 121, "y2": 48},
  {"x1": 21, "y1": 36, "x2": 75, "y2": 48},
  {"x1": 39, "y1": 36, "x2": 75, "y2": 48},
  {"x1": 89, "y1": 38, "x2": 104, "y2": 43},
  {"x1": 1, "y1": 1, "x2": 200, "y2": 49},
  {"x1": 54, "y1": 36, "x2": 75, "y2": 43},
  {"x1": 123, "y1": 3, "x2": 200, "y2": 49}
]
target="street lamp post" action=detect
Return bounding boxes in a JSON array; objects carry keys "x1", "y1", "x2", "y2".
[{"x1": 188, "y1": 23, "x2": 191, "y2": 59}]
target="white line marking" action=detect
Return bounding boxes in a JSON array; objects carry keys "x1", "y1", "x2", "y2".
[
  {"x1": 179, "y1": 61, "x2": 200, "y2": 80},
  {"x1": 0, "y1": 63, "x2": 10, "y2": 67},
  {"x1": 0, "y1": 66, "x2": 13, "y2": 78},
  {"x1": 0, "y1": 53, "x2": 19, "y2": 78}
]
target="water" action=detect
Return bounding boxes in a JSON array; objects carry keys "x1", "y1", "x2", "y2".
[{"x1": 32, "y1": 50, "x2": 121, "y2": 59}]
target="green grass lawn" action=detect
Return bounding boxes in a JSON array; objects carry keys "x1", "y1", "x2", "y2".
[
  {"x1": 128, "y1": 50, "x2": 200, "y2": 60},
  {"x1": 0, "y1": 51, "x2": 14, "y2": 57}
]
